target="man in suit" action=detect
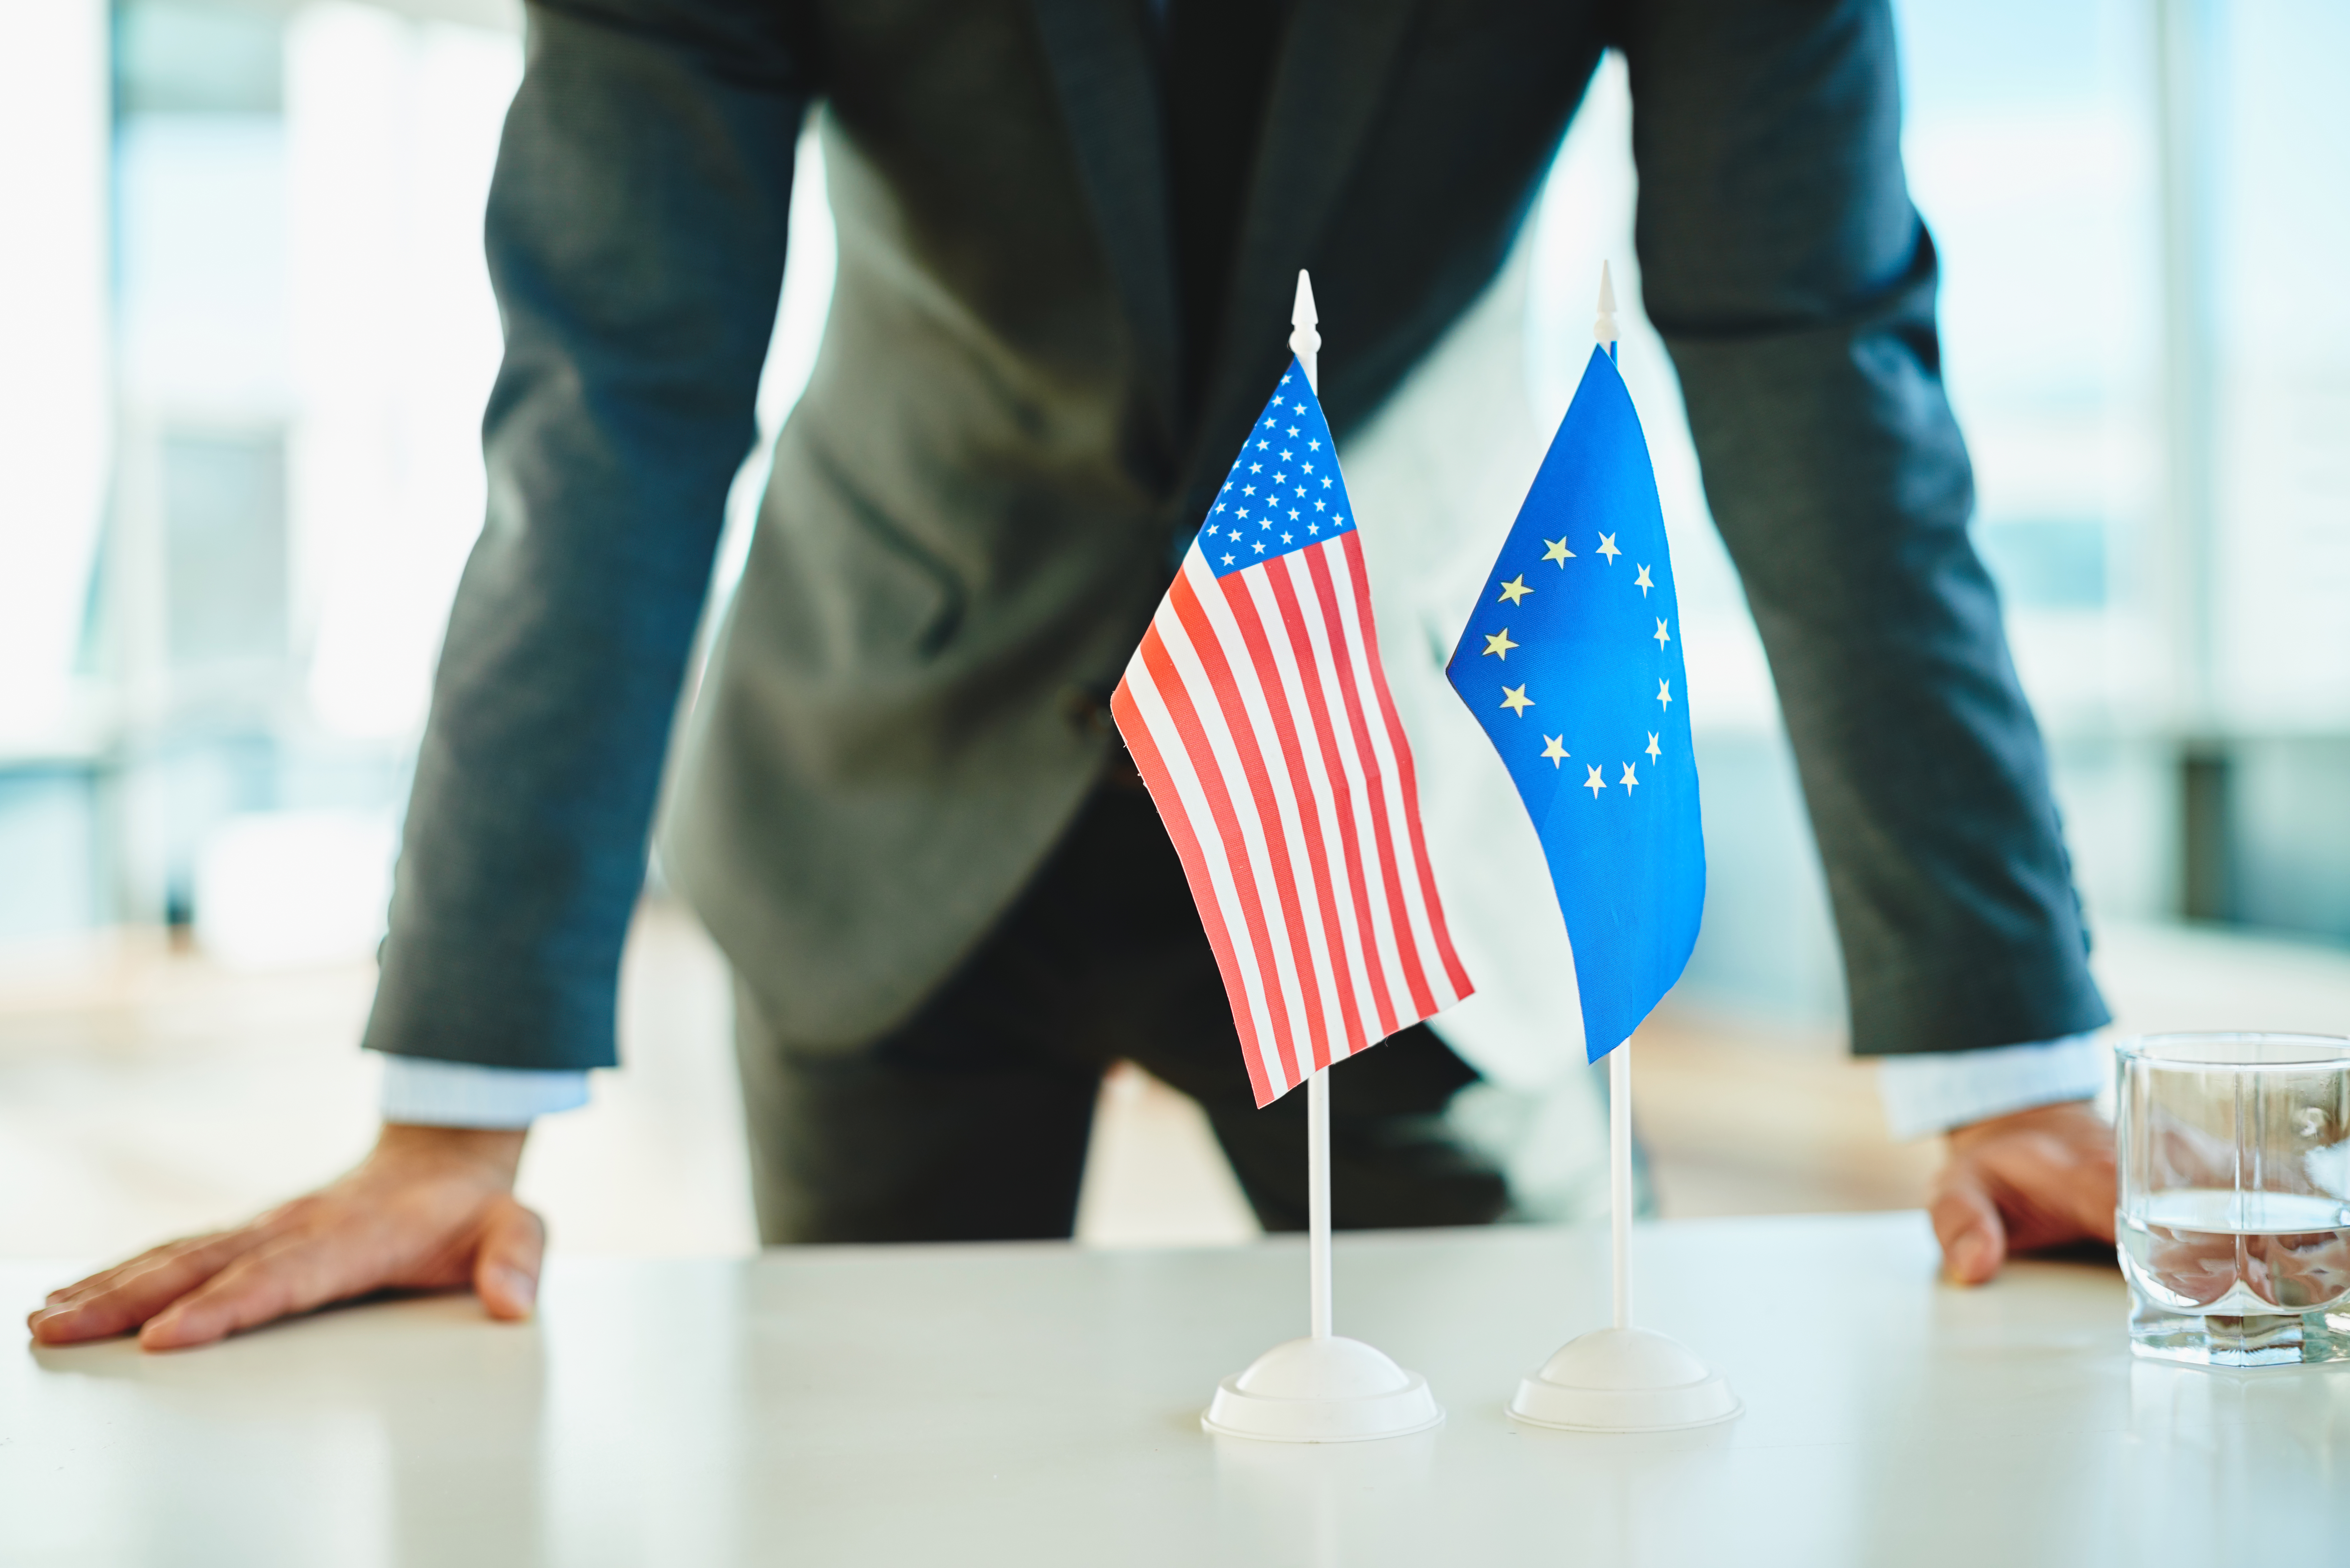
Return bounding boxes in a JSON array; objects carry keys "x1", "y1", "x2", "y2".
[{"x1": 33, "y1": 0, "x2": 2117, "y2": 1352}]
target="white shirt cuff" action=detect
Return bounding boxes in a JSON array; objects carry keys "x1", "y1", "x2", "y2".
[
  {"x1": 1876, "y1": 1033, "x2": 2109, "y2": 1141},
  {"x1": 378, "y1": 1055, "x2": 591, "y2": 1129}
]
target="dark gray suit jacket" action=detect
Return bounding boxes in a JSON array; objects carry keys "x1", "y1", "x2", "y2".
[{"x1": 362, "y1": 0, "x2": 2111, "y2": 1073}]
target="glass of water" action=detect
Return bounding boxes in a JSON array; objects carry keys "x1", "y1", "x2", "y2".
[{"x1": 2117, "y1": 1033, "x2": 2350, "y2": 1367}]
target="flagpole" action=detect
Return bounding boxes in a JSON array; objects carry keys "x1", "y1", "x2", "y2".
[
  {"x1": 1610, "y1": 1043, "x2": 1631, "y2": 1330},
  {"x1": 1589, "y1": 260, "x2": 1633, "y2": 1332},
  {"x1": 1308, "y1": 1069, "x2": 1334, "y2": 1339},
  {"x1": 1178, "y1": 268, "x2": 1441, "y2": 1442},
  {"x1": 1594, "y1": 260, "x2": 1619, "y2": 363},
  {"x1": 1502, "y1": 262, "x2": 1738, "y2": 1432},
  {"x1": 1290, "y1": 270, "x2": 1335, "y2": 1344}
]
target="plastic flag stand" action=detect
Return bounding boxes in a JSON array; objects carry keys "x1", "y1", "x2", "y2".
[
  {"x1": 1507, "y1": 1042, "x2": 1740, "y2": 1431},
  {"x1": 1204, "y1": 1070, "x2": 1444, "y2": 1443}
]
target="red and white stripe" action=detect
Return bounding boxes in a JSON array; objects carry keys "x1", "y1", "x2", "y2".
[{"x1": 1111, "y1": 531, "x2": 1474, "y2": 1106}]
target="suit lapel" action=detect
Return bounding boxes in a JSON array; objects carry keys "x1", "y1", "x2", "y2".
[
  {"x1": 1026, "y1": 0, "x2": 1182, "y2": 447},
  {"x1": 1197, "y1": 0, "x2": 1416, "y2": 460}
]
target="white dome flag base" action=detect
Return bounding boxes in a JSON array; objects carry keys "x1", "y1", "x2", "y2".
[
  {"x1": 1508, "y1": 1326, "x2": 1740, "y2": 1431},
  {"x1": 1203, "y1": 1071, "x2": 1446, "y2": 1444},
  {"x1": 1205, "y1": 1334, "x2": 1444, "y2": 1443},
  {"x1": 1508, "y1": 1044, "x2": 1742, "y2": 1433}
]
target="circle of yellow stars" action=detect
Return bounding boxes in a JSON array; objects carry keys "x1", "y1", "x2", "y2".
[{"x1": 1475, "y1": 531, "x2": 1676, "y2": 797}]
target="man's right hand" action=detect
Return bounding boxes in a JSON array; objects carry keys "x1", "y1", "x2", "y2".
[{"x1": 27, "y1": 1124, "x2": 542, "y2": 1352}]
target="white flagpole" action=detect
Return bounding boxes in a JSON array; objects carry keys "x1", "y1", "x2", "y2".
[
  {"x1": 1610, "y1": 1043, "x2": 1631, "y2": 1329},
  {"x1": 1594, "y1": 260, "x2": 1619, "y2": 363},
  {"x1": 1592, "y1": 261, "x2": 1629, "y2": 1332},
  {"x1": 1291, "y1": 270, "x2": 1334, "y2": 1343},
  {"x1": 1308, "y1": 1070, "x2": 1334, "y2": 1339}
]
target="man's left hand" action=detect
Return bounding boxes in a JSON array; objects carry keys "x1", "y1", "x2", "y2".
[{"x1": 1929, "y1": 1100, "x2": 2115, "y2": 1285}]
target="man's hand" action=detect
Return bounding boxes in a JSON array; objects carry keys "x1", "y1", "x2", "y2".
[
  {"x1": 1929, "y1": 1099, "x2": 2115, "y2": 1285},
  {"x1": 27, "y1": 1125, "x2": 542, "y2": 1351}
]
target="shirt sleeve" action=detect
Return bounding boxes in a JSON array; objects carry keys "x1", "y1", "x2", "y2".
[
  {"x1": 380, "y1": 1055, "x2": 593, "y2": 1129},
  {"x1": 1876, "y1": 1034, "x2": 2109, "y2": 1141}
]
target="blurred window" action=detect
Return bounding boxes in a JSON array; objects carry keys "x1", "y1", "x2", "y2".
[{"x1": 0, "y1": 0, "x2": 2341, "y2": 978}]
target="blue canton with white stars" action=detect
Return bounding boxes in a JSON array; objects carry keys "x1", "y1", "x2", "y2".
[
  {"x1": 1444, "y1": 344, "x2": 1706, "y2": 1061},
  {"x1": 1201, "y1": 357, "x2": 1356, "y2": 576}
]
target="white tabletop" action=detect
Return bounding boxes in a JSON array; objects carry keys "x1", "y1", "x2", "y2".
[{"x1": 8, "y1": 1212, "x2": 2347, "y2": 1566}]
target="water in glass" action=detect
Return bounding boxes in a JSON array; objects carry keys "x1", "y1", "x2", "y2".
[{"x1": 2116, "y1": 1034, "x2": 2350, "y2": 1367}]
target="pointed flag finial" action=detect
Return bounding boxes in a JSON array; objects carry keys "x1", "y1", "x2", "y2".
[
  {"x1": 1594, "y1": 262, "x2": 1619, "y2": 358},
  {"x1": 1291, "y1": 269, "x2": 1323, "y2": 389}
]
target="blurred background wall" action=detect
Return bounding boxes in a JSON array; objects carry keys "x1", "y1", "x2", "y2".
[{"x1": 1, "y1": 0, "x2": 2344, "y2": 1259}]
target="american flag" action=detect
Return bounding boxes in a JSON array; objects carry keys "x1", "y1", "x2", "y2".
[{"x1": 1112, "y1": 358, "x2": 1473, "y2": 1106}]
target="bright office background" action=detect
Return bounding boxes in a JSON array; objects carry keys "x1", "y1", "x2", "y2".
[{"x1": 1, "y1": 0, "x2": 2346, "y2": 1259}]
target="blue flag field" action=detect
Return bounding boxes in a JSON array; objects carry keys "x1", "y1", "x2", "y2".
[{"x1": 1444, "y1": 342, "x2": 1704, "y2": 1061}]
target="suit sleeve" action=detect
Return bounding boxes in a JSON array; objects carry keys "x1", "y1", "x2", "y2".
[
  {"x1": 1618, "y1": 0, "x2": 2110, "y2": 1056},
  {"x1": 362, "y1": 0, "x2": 809, "y2": 1072}
]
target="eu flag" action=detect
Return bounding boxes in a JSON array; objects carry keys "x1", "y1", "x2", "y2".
[{"x1": 1444, "y1": 341, "x2": 1704, "y2": 1061}]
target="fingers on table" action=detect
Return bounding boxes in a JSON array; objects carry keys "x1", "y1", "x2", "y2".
[
  {"x1": 28, "y1": 1232, "x2": 264, "y2": 1345},
  {"x1": 139, "y1": 1198, "x2": 547, "y2": 1345},
  {"x1": 40, "y1": 1231, "x2": 228, "y2": 1307},
  {"x1": 138, "y1": 1227, "x2": 395, "y2": 1351},
  {"x1": 472, "y1": 1198, "x2": 547, "y2": 1320},
  {"x1": 2050, "y1": 1134, "x2": 2119, "y2": 1241},
  {"x1": 1989, "y1": 1127, "x2": 2119, "y2": 1249},
  {"x1": 1930, "y1": 1169, "x2": 2008, "y2": 1286}
]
